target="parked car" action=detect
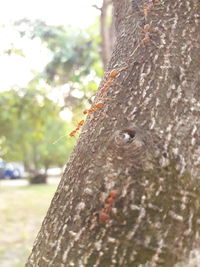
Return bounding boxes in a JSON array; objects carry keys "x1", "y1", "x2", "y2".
[{"x1": 0, "y1": 160, "x2": 21, "y2": 179}]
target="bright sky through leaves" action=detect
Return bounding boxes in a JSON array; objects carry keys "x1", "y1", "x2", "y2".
[
  {"x1": 0, "y1": 0, "x2": 101, "y2": 27},
  {"x1": 0, "y1": 0, "x2": 101, "y2": 90}
]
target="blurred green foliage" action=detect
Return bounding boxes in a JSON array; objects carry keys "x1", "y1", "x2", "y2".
[
  {"x1": 0, "y1": 88, "x2": 75, "y2": 171},
  {"x1": 0, "y1": 18, "x2": 102, "y2": 173},
  {"x1": 15, "y1": 19, "x2": 103, "y2": 88}
]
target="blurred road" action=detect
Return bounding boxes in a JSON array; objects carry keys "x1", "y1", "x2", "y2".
[{"x1": 0, "y1": 176, "x2": 61, "y2": 186}]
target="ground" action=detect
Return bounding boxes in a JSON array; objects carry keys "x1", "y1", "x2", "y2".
[{"x1": 0, "y1": 178, "x2": 59, "y2": 267}]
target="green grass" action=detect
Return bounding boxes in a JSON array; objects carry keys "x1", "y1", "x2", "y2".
[{"x1": 0, "y1": 183, "x2": 58, "y2": 267}]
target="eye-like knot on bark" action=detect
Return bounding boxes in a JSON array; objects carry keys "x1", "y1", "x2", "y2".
[
  {"x1": 114, "y1": 126, "x2": 145, "y2": 149},
  {"x1": 104, "y1": 125, "x2": 151, "y2": 171},
  {"x1": 115, "y1": 129, "x2": 136, "y2": 145}
]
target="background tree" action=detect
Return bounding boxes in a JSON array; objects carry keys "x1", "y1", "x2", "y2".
[
  {"x1": 14, "y1": 18, "x2": 104, "y2": 126},
  {"x1": 0, "y1": 88, "x2": 73, "y2": 174},
  {"x1": 94, "y1": 0, "x2": 116, "y2": 68},
  {"x1": 15, "y1": 19, "x2": 102, "y2": 85},
  {"x1": 0, "y1": 18, "x2": 103, "y2": 181},
  {"x1": 26, "y1": 0, "x2": 200, "y2": 265}
]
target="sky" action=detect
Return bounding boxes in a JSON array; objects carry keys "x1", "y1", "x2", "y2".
[
  {"x1": 0, "y1": 0, "x2": 102, "y2": 90},
  {"x1": 0, "y1": 0, "x2": 102, "y2": 27}
]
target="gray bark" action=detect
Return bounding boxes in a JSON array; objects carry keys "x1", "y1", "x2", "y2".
[{"x1": 26, "y1": 0, "x2": 200, "y2": 266}]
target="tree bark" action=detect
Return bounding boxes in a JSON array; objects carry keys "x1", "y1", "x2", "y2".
[
  {"x1": 26, "y1": 0, "x2": 200, "y2": 266},
  {"x1": 100, "y1": 0, "x2": 115, "y2": 68}
]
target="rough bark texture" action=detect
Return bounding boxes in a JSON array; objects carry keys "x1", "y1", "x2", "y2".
[{"x1": 27, "y1": 0, "x2": 200, "y2": 266}]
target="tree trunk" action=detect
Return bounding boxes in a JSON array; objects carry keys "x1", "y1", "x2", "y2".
[
  {"x1": 100, "y1": 0, "x2": 115, "y2": 68},
  {"x1": 26, "y1": 0, "x2": 200, "y2": 266},
  {"x1": 29, "y1": 173, "x2": 47, "y2": 184}
]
